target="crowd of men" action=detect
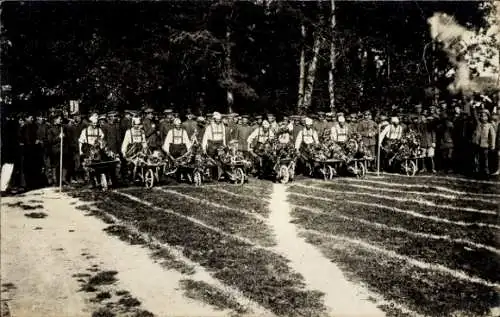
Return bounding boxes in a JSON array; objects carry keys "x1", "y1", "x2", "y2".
[{"x1": 1, "y1": 98, "x2": 499, "y2": 194}]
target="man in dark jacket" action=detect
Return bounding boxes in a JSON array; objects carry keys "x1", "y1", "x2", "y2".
[
  {"x1": 21, "y1": 115, "x2": 44, "y2": 189},
  {"x1": 183, "y1": 112, "x2": 198, "y2": 141},
  {"x1": 105, "y1": 111, "x2": 122, "y2": 155},
  {"x1": 47, "y1": 116, "x2": 70, "y2": 185},
  {"x1": 143, "y1": 108, "x2": 161, "y2": 151}
]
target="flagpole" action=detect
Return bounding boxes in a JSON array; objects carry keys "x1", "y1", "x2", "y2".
[{"x1": 59, "y1": 125, "x2": 63, "y2": 192}]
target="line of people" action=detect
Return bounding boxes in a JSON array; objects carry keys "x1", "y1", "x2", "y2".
[{"x1": 2, "y1": 100, "x2": 499, "y2": 193}]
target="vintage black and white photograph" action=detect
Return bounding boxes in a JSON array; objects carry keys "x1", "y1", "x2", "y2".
[{"x1": 0, "y1": 1, "x2": 499, "y2": 316}]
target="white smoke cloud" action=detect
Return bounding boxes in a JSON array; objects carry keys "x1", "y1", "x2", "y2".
[{"x1": 427, "y1": 3, "x2": 499, "y2": 96}]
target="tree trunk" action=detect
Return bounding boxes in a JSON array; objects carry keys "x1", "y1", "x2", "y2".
[
  {"x1": 302, "y1": 34, "x2": 323, "y2": 113},
  {"x1": 432, "y1": 42, "x2": 439, "y2": 106},
  {"x1": 328, "y1": 0, "x2": 336, "y2": 110},
  {"x1": 297, "y1": 24, "x2": 306, "y2": 109},
  {"x1": 225, "y1": 27, "x2": 233, "y2": 113}
]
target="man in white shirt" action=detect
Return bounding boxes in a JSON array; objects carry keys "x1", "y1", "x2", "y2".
[
  {"x1": 247, "y1": 120, "x2": 275, "y2": 153},
  {"x1": 379, "y1": 116, "x2": 403, "y2": 147},
  {"x1": 379, "y1": 116, "x2": 404, "y2": 170},
  {"x1": 162, "y1": 118, "x2": 192, "y2": 160},
  {"x1": 121, "y1": 117, "x2": 147, "y2": 159},
  {"x1": 247, "y1": 120, "x2": 275, "y2": 175},
  {"x1": 202, "y1": 112, "x2": 226, "y2": 157},
  {"x1": 79, "y1": 113, "x2": 105, "y2": 157},
  {"x1": 295, "y1": 117, "x2": 319, "y2": 151},
  {"x1": 330, "y1": 115, "x2": 349, "y2": 144}
]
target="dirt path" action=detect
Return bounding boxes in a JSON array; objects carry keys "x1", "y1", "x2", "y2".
[
  {"x1": 267, "y1": 183, "x2": 385, "y2": 317},
  {"x1": 0, "y1": 188, "x2": 239, "y2": 317}
]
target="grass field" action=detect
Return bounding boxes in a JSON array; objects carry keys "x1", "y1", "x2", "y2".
[{"x1": 68, "y1": 174, "x2": 499, "y2": 317}]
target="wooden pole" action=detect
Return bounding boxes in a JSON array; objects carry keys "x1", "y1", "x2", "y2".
[
  {"x1": 59, "y1": 125, "x2": 63, "y2": 192},
  {"x1": 376, "y1": 124, "x2": 381, "y2": 177}
]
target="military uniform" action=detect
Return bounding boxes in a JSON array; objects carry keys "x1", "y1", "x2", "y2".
[{"x1": 357, "y1": 114, "x2": 378, "y2": 158}]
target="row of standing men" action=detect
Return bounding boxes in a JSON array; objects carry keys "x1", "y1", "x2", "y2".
[{"x1": 2, "y1": 104, "x2": 499, "y2": 192}]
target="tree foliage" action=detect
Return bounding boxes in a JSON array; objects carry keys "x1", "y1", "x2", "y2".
[{"x1": 0, "y1": 1, "x2": 491, "y2": 115}]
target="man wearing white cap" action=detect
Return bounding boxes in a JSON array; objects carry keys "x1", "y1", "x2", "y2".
[
  {"x1": 121, "y1": 117, "x2": 147, "y2": 159},
  {"x1": 78, "y1": 113, "x2": 105, "y2": 157},
  {"x1": 295, "y1": 117, "x2": 319, "y2": 150},
  {"x1": 330, "y1": 115, "x2": 350, "y2": 144},
  {"x1": 202, "y1": 112, "x2": 226, "y2": 156},
  {"x1": 163, "y1": 118, "x2": 192, "y2": 160}
]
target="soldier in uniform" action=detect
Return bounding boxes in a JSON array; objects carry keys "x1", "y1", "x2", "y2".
[
  {"x1": 313, "y1": 112, "x2": 325, "y2": 141},
  {"x1": 472, "y1": 108, "x2": 496, "y2": 176},
  {"x1": 142, "y1": 108, "x2": 161, "y2": 151},
  {"x1": 159, "y1": 109, "x2": 174, "y2": 143},
  {"x1": 417, "y1": 116, "x2": 437, "y2": 173},
  {"x1": 162, "y1": 118, "x2": 192, "y2": 160},
  {"x1": 21, "y1": 114, "x2": 43, "y2": 190},
  {"x1": 104, "y1": 111, "x2": 121, "y2": 156},
  {"x1": 267, "y1": 114, "x2": 279, "y2": 134},
  {"x1": 225, "y1": 113, "x2": 238, "y2": 144},
  {"x1": 35, "y1": 112, "x2": 50, "y2": 185},
  {"x1": 117, "y1": 110, "x2": 127, "y2": 141},
  {"x1": 358, "y1": 110, "x2": 378, "y2": 160},
  {"x1": 236, "y1": 115, "x2": 253, "y2": 157},
  {"x1": 192, "y1": 116, "x2": 206, "y2": 144},
  {"x1": 47, "y1": 115, "x2": 69, "y2": 185},
  {"x1": 252, "y1": 115, "x2": 263, "y2": 130},
  {"x1": 182, "y1": 112, "x2": 198, "y2": 141},
  {"x1": 292, "y1": 115, "x2": 303, "y2": 143}
]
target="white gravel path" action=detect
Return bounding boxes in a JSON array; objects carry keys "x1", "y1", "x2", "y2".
[
  {"x1": 267, "y1": 183, "x2": 385, "y2": 317},
  {"x1": 0, "y1": 188, "x2": 243, "y2": 317}
]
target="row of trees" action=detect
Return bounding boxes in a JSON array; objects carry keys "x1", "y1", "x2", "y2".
[{"x1": 1, "y1": 1, "x2": 495, "y2": 116}]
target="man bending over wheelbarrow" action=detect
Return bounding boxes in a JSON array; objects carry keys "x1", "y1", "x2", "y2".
[
  {"x1": 201, "y1": 112, "x2": 226, "y2": 179},
  {"x1": 121, "y1": 117, "x2": 148, "y2": 181},
  {"x1": 247, "y1": 120, "x2": 275, "y2": 177}
]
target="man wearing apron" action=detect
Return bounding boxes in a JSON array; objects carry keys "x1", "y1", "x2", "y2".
[
  {"x1": 121, "y1": 117, "x2": 147, "y2": 159},
  {"x1": 78, "y1": 113, "x2": 105, "y2": 159},
  {"x1": 295, "y1": 118, "x2": 319, "y2": 175},
  {"x1": 330, "y1": 115, "x2": 350, "y2": 145},
  {"x1": 379, "y1": 116, "x2": 403, "y2": 170},
  {"x1": 202, "y1": 112, "x2": 226, "y2": 157},
  {"x1": 247, "y1": 120, "x2": 275, "y2": 175},
  {"x1": 162, "y1": 118, "x2": 192, "y2": 160}
]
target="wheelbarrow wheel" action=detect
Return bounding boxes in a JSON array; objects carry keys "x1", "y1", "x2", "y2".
[
  {"x1": 408, "y1": 160, "x2": 417, "y2": 177},
  {"x1": 321, "y1": 167, "x2": 328, "y2": 181},
  {"x1": 193, "y1": 170, "x2": 202, "y2": 187},
  {"x1": 234, "y1": 167, "x2": 246, "y2": 185},
  {"x1": 328, "y1": 165, "x2": 336, "y2": 180},
  {"x1": 144, "y1": 168, "x2": 155, "y2": 188},
  {"x1": 279, "y1": 165, "x2": 290, "y2": 184},
  {"x1": 356, "y1": 162, "x2": 367, "y2": 178},
  {"x1": 289, "y1": 161, "x2": 296, "y2": 181},
  {"x1": 100, "y1": 173, "x2": 108, "y2": 191}
]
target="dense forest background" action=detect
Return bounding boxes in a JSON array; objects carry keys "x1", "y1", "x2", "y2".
[{"x1": 0, "y1": 1, "x2": 495, "y2": 116}]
